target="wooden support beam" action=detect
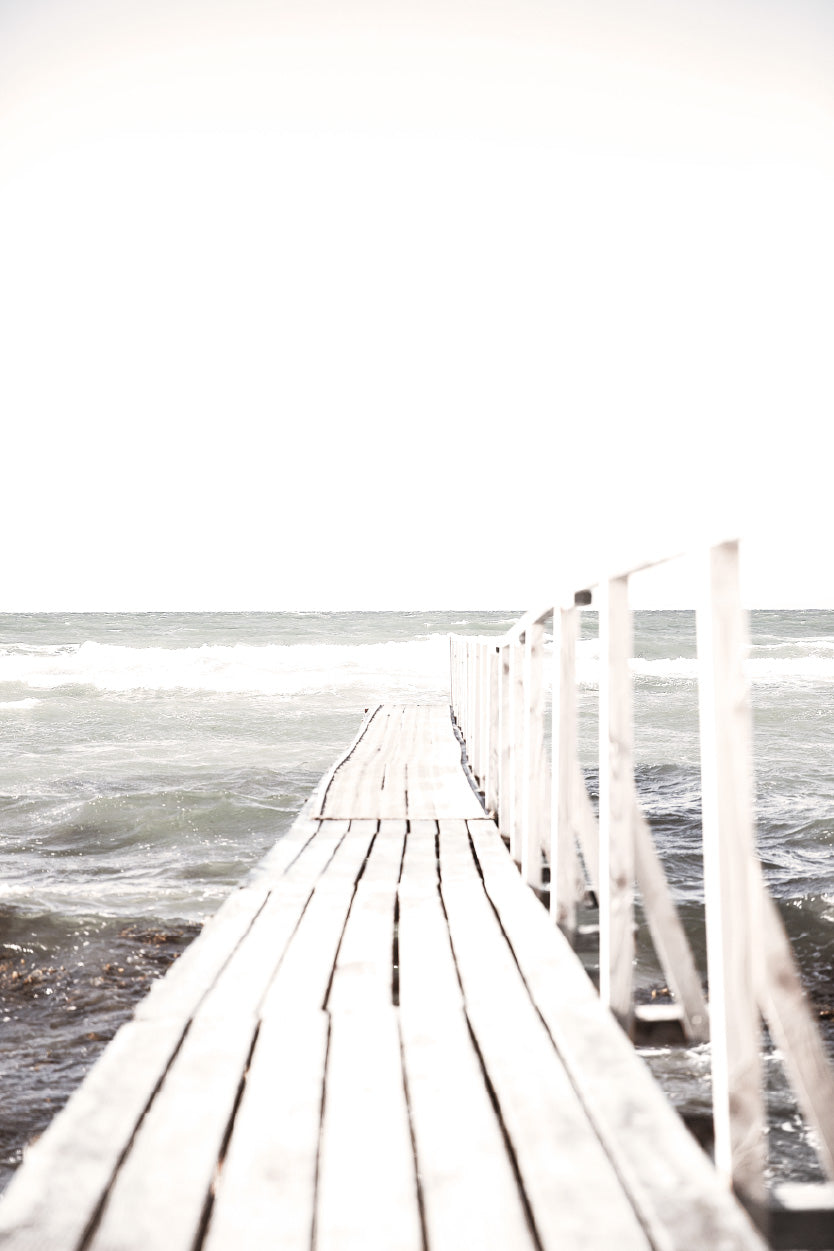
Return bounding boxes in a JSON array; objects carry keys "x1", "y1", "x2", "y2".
[
  {"x1": 633, "y1": 807, "x2": 709, "y2": 1044},
  {"x1": 758, "y1": 889, "x2": 834, "y2": 1181}
]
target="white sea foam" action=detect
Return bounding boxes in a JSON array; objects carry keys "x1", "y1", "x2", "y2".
[
  {"x1": 0, "y1": 697, "x2": 40, "y2": 710},
  {"x1": 6, "y1": 635, "x2": 834, "y2": 696},
  {"x1": 0, "y1": 636, "x2": 451, "y2": 697},
  {"x1": 746, "y1": 657, "x2": 834, "y2": 683},
  {"x1": 578, "y1": 654, "x2": 834, "y2": 685}
]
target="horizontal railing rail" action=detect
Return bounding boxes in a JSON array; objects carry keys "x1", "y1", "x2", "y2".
[{"x1": 449, "y1": 538, "x2": 834, "y2": 1231}]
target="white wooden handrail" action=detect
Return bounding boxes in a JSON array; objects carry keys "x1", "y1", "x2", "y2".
[{"x1": 449, "y1": 538, "x2": 834, "y2": 1217}]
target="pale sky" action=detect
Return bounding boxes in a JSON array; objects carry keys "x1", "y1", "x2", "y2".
[{"x1": 1, "y1": 0, "x2": 833, "y2": 610}]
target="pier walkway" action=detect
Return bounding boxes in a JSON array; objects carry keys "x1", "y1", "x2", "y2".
[{"x1": 0, "y1": 703, "x2": 764, "y2": 1251}]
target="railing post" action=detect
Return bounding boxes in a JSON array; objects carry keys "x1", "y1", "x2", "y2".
[
  {"x1": 498, "y1": 643, "x2": 511, "y2": 837},
  {"x1": 487, "y1": 645, "x2": 500, "y2": 817},
  {"x1": 521, "y1": 620, "x2": 546, "y2": 890},
  {"x1": 598, "y1": 575, "x2": 635, "y2": 1033},
  {"x1": 464, "y1": 638, "x2": 474, "y2": 763},
  {"x1": 510, "y1": 640, "x2": 524, "y2": 864},
  {"x1": 551, "y1": 604, "x2": 580, "y2": 934},
  {"x1": 697, "y1": 539, "x2": 767, "y2": 1210},
  {"x1": 449, "y1": 636, "x2": 457, "y2": 721},
  {"x1": 464, "y1": 639, "x2": 472, "y2": 748},
  {"x1": 470, "y1": 639, "x2": 481, "y2": 785},
  {"x1": 479, "y1": 640, "x2": 490, "y2": 790}
]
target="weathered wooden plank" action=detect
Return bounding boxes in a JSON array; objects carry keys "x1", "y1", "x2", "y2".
[
  {"x1": 363, "y1": 817, "x2": 407, "y2": 888},
  {"x1": 408, "y1": 766, "x2": 485, "y2": 820},
  {"x1": 404, "y1": 759, "x2": 438, "y2": 820},
  {"x1": 467, "y1": 816, "x2": 766, "y2": 1251},
  {"x1": 88, "y1": 1011, "x2": 255, "y2": 1251},
  {"x1": 380, "y1": 760, "x2": 408, "y2": 817},
  {"x1": 249, "y1": 815, "x2": 321, "y2": 882},
  {"x1": 400, "y1": 817, "x2": 438, "y2": 892},
  {"x1": 134, "y1": 883, "x2": 269, "y2": 1023},
  {"x1": 79, "y1": 825, "x2": 355, "y2": 1248},
  {"x1": 202, "y1": 1013, "x2": 329, "y2": 1251},
  {"x1": 598, "y1": 575, "x2": 635, "y2": 1031},
  {"x1": 259, "y1": 821, "x2": 378, "y2": 1016},
  {"x1": 0, "y1": 1016, "x2": 187, "y2": 1251},
  {"x1": 314, "y1": 705, "x2": 384, "y2": 816},
  {"x1": 324, "y1": 764, "x2": 387, "y2": 818},
  {"x1": 140, "y1": 821, "x2": 348, "y2": 1026},
  {"x1": 315, "y1": 1008, "x2": 422, "y2": 1251},
  {"x1": 396, "y1": 704, "x2": 421, "y2": 765},
  {"x1": 320, "y1": 708, "x2": 402, "y2": 817},
  {"x1": 192, "y1": 824, "x2": 349, "y2": 1025},
  {"x1": 318, "y1": 706, "x2": 484, "y2": 821},
  {"x1": 259, "y1": 879, "x2": 356, "y2": 1016},
  {"x1": 398, "y1": 885, "x2": 536, "y2": 1250},
  {"x1": 438, "y1": 819, "x2": 652, "y2": 1250},
  {"x1": 407, "y1": 708, "x2": 485, "y2": 820},
  {"x1": 326, "y1": 821, "x2": 405, "y2": 1014},
  {"x1": 696, "y1": 540, "x2": 767, "y2": 1206}
]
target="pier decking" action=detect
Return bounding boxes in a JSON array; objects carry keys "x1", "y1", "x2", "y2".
[{"x1": 0, "y1": 703, "x2": 764, "y2": 1251}]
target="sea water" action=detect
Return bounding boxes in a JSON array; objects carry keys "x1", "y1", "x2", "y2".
[{"x1": 0, "y1": 609, "x2": 831, "y2": 1192}]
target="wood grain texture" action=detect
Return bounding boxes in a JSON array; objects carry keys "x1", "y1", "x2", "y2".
[
  {"x1": 315, "y1": 1008, "x2": 422, "y2": 1251},
  {"x1": 551, "y1": 605, "x2": 582, "y2": 931},
  {"x1": 0, "y1": 1016, "x2": 187, "y2": 1251},
  {"x1": 598, "y1": 576, "x2": 635, "y2": 1031},
  {"x1": 398, "y1": 885, "x2": 535, "y2": 1251},
  {"x1": 467, "y1": 816, "x2": 766, "y2": 1251},
  {"x1": 438, "y1": 819, "x2": 651, "y2": 1250},
  {"x1": 203, "y1": 1014, "x2": 329, "y2": 1251},
  {"x1": 696, "y1": 541, "x2": 767, "y2": 1203},
  {"x1": 521, "y1": 622, "x2": 546, "y2": 889}
]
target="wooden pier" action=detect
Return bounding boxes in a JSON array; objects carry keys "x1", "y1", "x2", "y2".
[
  {"x1": 2, "y1": 539, "x2": 833, "y2": 1250},
  {"x1": 0, "y1": 702, "x2": 766, "y2": 1251}
]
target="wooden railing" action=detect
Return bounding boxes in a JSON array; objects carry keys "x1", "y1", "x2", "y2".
[{"x1": 449, "y1": 538, "x2": 834, "y2": 1226}]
